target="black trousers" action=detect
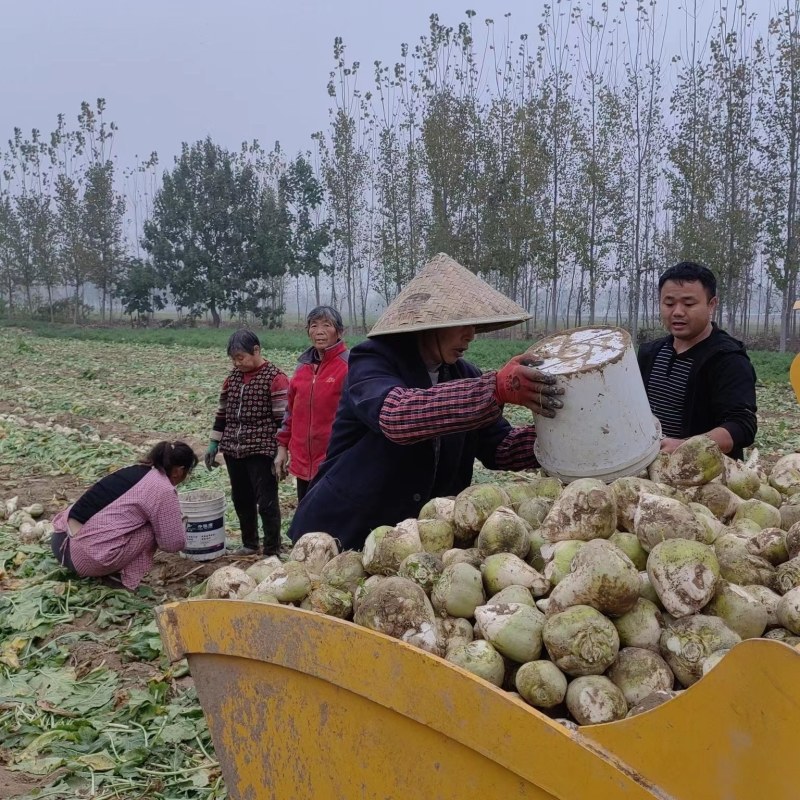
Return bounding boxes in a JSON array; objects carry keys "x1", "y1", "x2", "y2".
[
  {"x1": 225, "y1": 453, "x2": 282, "y2": 554},
  {"x1": 296, "y1": 478, "x2": 310, "y2": 503},
  {"x1": 51, "y1": 529, "x2": 78, "y2": 573},
  {"x1": 50, "y1": 529, "x2": 124, "y2": 586}
]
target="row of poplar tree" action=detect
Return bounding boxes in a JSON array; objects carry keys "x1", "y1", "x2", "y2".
[{"x1": 1, "y1": 2, "x2": 800, "y2": 349}]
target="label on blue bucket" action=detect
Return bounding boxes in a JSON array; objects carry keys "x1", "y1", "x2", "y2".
[
  {"x1": 185, "y1": 542, "x2": 226, "y2": 556},
  {"x1": 184, "y1": 516, "x2": 225, "y2": 557},
  {"x1": 186, "y1": 516, "x2": 224, "y2": 533}
]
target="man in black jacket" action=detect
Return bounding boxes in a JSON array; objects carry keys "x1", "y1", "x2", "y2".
[{"x1": 637, "y1": 262, "x2": 757, "y2": 461}]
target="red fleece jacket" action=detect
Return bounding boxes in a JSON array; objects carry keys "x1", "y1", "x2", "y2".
[{"x1": 276, "y1": 340, "x2": 349, "y2": 481}]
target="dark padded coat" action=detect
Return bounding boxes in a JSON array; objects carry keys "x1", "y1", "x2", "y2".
[
  {"x1": 637, "y1": 324, "x2": 757, "y2": 461},
  {"x1": 288, "y1": 333, "x2": 515, "y2": 551}
]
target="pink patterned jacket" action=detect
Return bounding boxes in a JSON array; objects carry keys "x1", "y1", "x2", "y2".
[{"x1": 51, "y1": 468, "x2": 186, "y2": 589}]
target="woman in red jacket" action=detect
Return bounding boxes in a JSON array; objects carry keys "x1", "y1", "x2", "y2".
[{"x1": 274, "y1": 306, "x2": 349, "y2": 501}]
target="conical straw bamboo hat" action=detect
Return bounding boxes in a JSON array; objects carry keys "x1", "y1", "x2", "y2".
[{"x1": 368, "y1": 252, "x2": 531, "y2": 337}]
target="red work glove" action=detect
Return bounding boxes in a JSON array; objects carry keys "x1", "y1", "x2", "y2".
[{"x1": 494, "y1": 355, "x2": 564, "y2": 417}]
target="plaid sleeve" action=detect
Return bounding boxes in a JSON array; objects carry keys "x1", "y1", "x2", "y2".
[
  {"x1": 210, "y1": 376, "x2": 230, "y2": 442},
  {"x1": 378, "y1": 372, "x2": 502, "y2": 444},
  {"x1": 494, "y1": 425, "x2": 539, "y2": 470},
  {"x1": 271, "y1": 372, "x2": 290, "y2": 425}
]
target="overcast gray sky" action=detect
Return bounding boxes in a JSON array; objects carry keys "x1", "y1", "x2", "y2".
[
  {"x1": 0, "y1": 0, "x2": 547, "y2": 169},
  {"x1": 0, "y1": 0, "x2": 734, "y2": 173}
]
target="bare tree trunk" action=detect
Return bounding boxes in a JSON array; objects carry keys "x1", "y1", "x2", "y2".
[
  {"x1": 73, "y1": 281, "x2": 80, "y2": 324},
  {"x1": 208, "y1": 301, "x2": 221, "y2": 328}
]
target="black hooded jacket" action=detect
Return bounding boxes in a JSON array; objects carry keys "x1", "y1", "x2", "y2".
[{"x1": 637, "y1": 324, "x2": 757, "y2": 461}]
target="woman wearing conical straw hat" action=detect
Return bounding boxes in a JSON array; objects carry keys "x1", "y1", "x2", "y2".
[{"x1": 288, "y1": 253, "x2": 564, "y2": 551}]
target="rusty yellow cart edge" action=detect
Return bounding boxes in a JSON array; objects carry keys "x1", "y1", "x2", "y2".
[{"x1": 156, "y1": 599, "x2": 798, "y2": 800}]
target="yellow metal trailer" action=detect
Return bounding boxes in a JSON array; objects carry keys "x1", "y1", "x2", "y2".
[{"x1": 156, "y1": 600, "x2": 799, "y2": 800}]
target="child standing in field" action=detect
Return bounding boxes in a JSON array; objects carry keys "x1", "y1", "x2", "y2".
[{"x1": 205, "y1": 330, "x2": 289, "y2": 556}]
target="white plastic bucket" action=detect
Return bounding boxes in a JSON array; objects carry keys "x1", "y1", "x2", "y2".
[
  {"x1": 526, "y1": 326, "x2": 661, "y2": 483},
  {"x1": 179, "y1": 489, "x2": 226, "y2": 561}
]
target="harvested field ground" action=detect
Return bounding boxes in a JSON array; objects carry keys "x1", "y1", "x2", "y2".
[{"x1": 0, "y1": 325, "x2": 798, "y2": 798}]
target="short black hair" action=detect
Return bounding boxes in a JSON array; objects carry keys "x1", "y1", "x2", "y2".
[
  {"x1": 658, "y1": 261, "x2": 717, "y2": 299},
  {"x1": 306, "y1": 305, "x2": 344, "y2": 332},
  {"x1": 226, "y1": 329, "x2": 260, "y2": 356}
]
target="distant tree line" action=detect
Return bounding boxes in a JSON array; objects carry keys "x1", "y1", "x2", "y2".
[
  {"x1": 0, "y1": 100, "x2": 126, "y2": 324},
  {"x1": 1, "y1": 1, "x2": 800, "y2": 350}
]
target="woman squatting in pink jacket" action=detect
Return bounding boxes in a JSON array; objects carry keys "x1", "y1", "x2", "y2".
[{"x1": 51, "y1": 441, "x2": 198, "y2": 590}]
